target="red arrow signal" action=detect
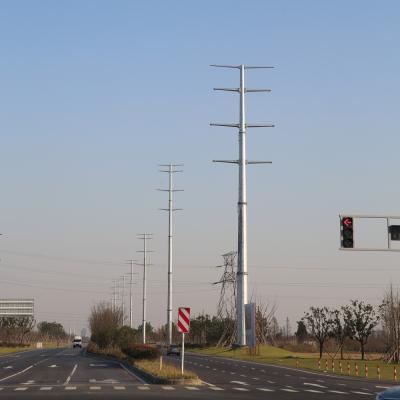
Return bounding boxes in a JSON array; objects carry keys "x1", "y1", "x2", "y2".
[{"x1": 343, "y1": 217, "x2": 353, "y2": 227}]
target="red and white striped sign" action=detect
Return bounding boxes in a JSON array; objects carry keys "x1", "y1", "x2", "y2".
[{"x1": 177, "y1": 307, "x2": 190, "y2": 333}]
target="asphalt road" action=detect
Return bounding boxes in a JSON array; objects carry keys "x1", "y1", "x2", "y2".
[{"x1": 0, "y1": 346, "x2": 394, "y2": 399}]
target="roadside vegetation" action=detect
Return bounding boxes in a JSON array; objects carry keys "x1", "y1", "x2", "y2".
[{"x1": 88, "y1": 302, "x2": 197, "y2": 382}]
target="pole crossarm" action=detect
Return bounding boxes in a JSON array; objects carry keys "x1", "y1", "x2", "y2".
[
  {"x1": 210, "y1": 64, "x2": 274, "y2": 69},
  {"x1": 214, "y1": 88, "x2": 271, "y2": 93},
  {"x1": 211, "y1": 123, "x2": 274, "y2": 128},
  {"x1": 213, "y1": 160, "x2": 272, "y2": 164},
  {"x1": 157, "y1": 189, "x2": 184, "y2": 192}
]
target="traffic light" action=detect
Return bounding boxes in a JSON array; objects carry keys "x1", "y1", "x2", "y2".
[
  {"x1": 389, "y1": 225, "x2": 400, "y2": 241},
  {"x1": 341, "y1": 217, "x2": 354, "y2": 248}
]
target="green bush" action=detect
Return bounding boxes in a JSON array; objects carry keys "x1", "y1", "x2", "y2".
[
  {"x1": 115, "y1": 326, "x2": 137, "y2": 349},
  {"x1": 122, "y1": 343, "x2": 160, "y2": 360}
]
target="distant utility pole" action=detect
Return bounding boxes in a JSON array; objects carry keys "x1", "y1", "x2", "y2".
[
  {"x1": 158, "y1": 163, "x2": 183, "y2": 346},
  {"x1": 112, "y1": 280, "x2": 117, "y2": 311},
  {"x1": 121, "y1": 275, "x2": 126, "y2": 326},
  {"x1": 137, "y1": 233, "x2": 153, "y2": 344},
  {"x1": 126, "y1": 260, "x2": 138, "y2": 329},
  {"x1": 211, "y1": 64, "x2": 274, "y2": 346}
]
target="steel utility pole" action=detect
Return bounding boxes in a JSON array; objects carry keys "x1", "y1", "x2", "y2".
[
  {"x1": 126, "y1": 260, "x2": 137, "y2": 329},
  {"x1": 158, "y1": 163, "x2": 183, "y2": 346},
  {"x1": 121, "y1": 275, "x2": 126, "y2": 326},
  {"x1": 137, "y1": 233, "x2": 153, "y2": 344},
  {"x1": 112, "y1": 280, "x2": 117, "y2": 311},
  {"x1": 211, "y1": 64, "x2": 274, "y2": 346}
]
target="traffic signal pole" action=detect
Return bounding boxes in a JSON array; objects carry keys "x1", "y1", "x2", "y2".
[{"x1": 211, "y1": 64, "x2": 274, "y2": 346}]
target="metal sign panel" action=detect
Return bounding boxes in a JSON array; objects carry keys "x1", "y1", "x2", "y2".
[
  {"x1": 245, "y1": 303, "x2": 256, "y2": 347},
  {"x1": 177, "y1": 307, "x2": 190, "y2": 334}
]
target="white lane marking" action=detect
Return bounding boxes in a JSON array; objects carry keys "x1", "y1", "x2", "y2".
[
  {"x1": 258, "y1": 388, "x2": 275, "y2": 392},
  {"x1": 251, "y1": 367, "x2": 255, "y2": 370},
  {"x1": 230, "y1": 380, "x2": 249, "y2": 386},
  {"x1": 281, "y1": 388, "x2": 299, "y2": 392},
  {"x1": 317, "y1": 379, "x2": 325, "y2": 383},
  {"x1": 351, "y1": 391, "x2": 373, "y2": 396},
  {"x1": 304, "y1": 382, "x2": 328, "y2": 388},
  {"x1": 3, "y1": 366, "x2": 13, "y2": 369},
  {"x1": 119, "y1": 362, "x2": 147, "y2": 384},
  {"x1": 89, "y1": 363, "x2": 108, "y2": 367},
  {"x1": 65, "y1": 386, "x2": 76, "y2": 390},
  {"x1": 267, "y1": 380, "x2": 276, "y2": 384},
  {"x1": 305, "y1": 389, "x2": 324, "y2": 393},
  {"x1": 261, "y1": 369, "x2": 266, "y2": 372},
  {"x1": 213, "y1": 368, "x2": 217, "y2": 371},
  {"x1": 22, "y1": 380, "x2": 35, "y2": 385},
  {"x1": 137, "y1": 386, "x2": 149, "y2": 390},
  {"x1": 376, "y1": 386, "x2": 390, "y2": 389},
  {"x1": 48, "y1": 364, "x2": 58, "y2": 368},
  {"x1": 221, "y1": 370, "x2": 226, "y2": 372},
  {"x1": 338, "y1": 383, "x2": 347, "y2": 386},
  {"x1": 233, "y1": 387, "x2": 250, "y2": 391},
  {"x1": 285, "y1": 374, "x2": 291, "y2": 377},
  {"x1": 15, "y1": 387, "x2": 28, "y2": 391},
  {"x1": 0, "y1": 365, "x2": 33, "y2": 382},
  {"x1": 0, "y1": 388, "x2": 3, "y2": 391},
  {"x1": 162, "y1": 386, "x2": 175, "y2": 390},
  {"x1": 201, "y1": 380, "x2": 215, "y2": 387},
  {"x1": 185, "y1": 386, "x2": 200, "y2": 390},
  {"x1": 210, "y1": 387, "x2": 224, "y2": 391},
  {"x1": 64, "y1": 363, "x2": 78, "y2": 385},
  {"x1": 240, "y1": 374, "x2": 247, "y2": 377},
  {"x1": 329, "y1": 390, "x2": 348, "y2": 394},
  {"x1": 230, "y1": 372, "x2": 235, "y2": 374},
  {"x1": 252, "y1": 377, "x2": 259, "y2": 380},
  {"x1": 114, "y1": 386, "x2": 126, "y2": 390},
  {"x1": 40, "y1": 387, "x2": 53, "y2": 391},
  {"x1": 90, "y1": 386, "x2": 101, "y2": 390}
]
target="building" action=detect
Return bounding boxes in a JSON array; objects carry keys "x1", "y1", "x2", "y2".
[{"x1": 0, "y1": 299, "x2": 34, "y2": 318}]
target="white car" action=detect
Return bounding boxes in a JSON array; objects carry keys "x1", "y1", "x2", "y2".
[{"x1": 72, "y1": 336, "x2": 82, "y2": 348}]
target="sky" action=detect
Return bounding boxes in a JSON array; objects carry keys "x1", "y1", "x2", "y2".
[{"x1": 1, "y1": 0, "x2": 400, "y2": 335}]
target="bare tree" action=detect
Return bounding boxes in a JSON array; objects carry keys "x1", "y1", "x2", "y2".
[
  {"x1": 343, "y1": 299, "x2": 379, "y2": 360},
  {"x1": 303, "y1": 306, "x2": 332, "y2": 359},
  {"x1": 380, "y1": 285, "x2": 400, "y2": 363},
  {"x1": 330, "y1": 309, "x2": 350, "y2": 360},
  {"x1": 255, "y1": 301, "x2": 277, "y2": 344}
]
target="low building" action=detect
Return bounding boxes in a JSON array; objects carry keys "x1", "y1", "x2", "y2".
[{"x1": 0, "y1": 299, "x2": 34, "y2": 317}]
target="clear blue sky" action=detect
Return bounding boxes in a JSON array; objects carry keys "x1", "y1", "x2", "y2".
[{"x1": 1, "y1": 1, "x2": 400, "y2": 333}]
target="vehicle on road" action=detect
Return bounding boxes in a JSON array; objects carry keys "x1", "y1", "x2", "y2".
[
  {"x1": 72, "y1": 335, "x2": 82, "y2": 348},
  {"x1": 166, "y1": 345, "x2": 180, "y2": 356},
  {"x1": 377, "y1": 387, "x2": 400, "y2": 399}
]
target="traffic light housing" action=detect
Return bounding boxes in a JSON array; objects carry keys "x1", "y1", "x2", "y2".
[
  {"x1": 341, "y1": 217, "x2": 354, "y2": 248},
  {"x1": 389, "y1": 225, "x2": 400, "y2": 241}
]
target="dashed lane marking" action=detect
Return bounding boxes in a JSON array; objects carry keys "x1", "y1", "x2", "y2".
[
  {"x1": 351, "y1": 391, "x2": 373, "y2": 396},
  {"x1": 65, "y1": 386, "x2": 76, "y2": 390},
  {"x1": 209, "y1": 387, "x2": 224, "y2": 391},
  {"x1": 281, "y1": 388, "x2": 299, "y2": 392},
  {"x1": 267, "y1": 380, "x2": 276, "y2": 384},
  {"x1": 230, "y1": 381, "x2": 249, "y2": 386},
  {"x1": 162, "y1": 386, "x2": 175, "y2": 390},
  {"x1": 114, "y1": 386, "x2": 126, "y2": 390},
  {"x1": 304, "y1": 383, "x2": 328, "y2": 389},
  {"x1": 233, "y1": 387, "x2": 250, "y2": 391},
  {"x1": 376, "y1": 386, "x2": 391, "y2": 389},
  {"x1": 89, "y1": 386, "x2": 101, "y2": 390},
  {"x1": 329, "y1": 390, "x2": 348, "y2": 394},
  {"x1": 185, "y1": 387, "x2": 200, "y2": 391},
  {"x1": 40, "y1": 387, "x2": 53, "y2": 391},
  {"x1": 15, "y1": 387, "x2": 28, "y2": 391},
  {"x1": 257, "y1": 388, "x2": 275, "y2": 392},
  {"x1": 305, "y1": 389, "x2": 324, "y2": 393}
]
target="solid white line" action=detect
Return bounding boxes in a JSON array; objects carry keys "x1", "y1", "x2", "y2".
[
  {"x1": 118, "y1": 362, "x2": 147, "y2": 384},
  {"x1": 64, "y1": 363, "x2": 78, "y2": 385},
  {"x1": 0, "y1": 365, "x2": 33, "y2": 382}
]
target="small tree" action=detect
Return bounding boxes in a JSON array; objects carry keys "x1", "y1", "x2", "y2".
[
  {"x1": 303, "y1": 306, "x2": 331, "y2": 358},
  {"x1": 330, "y1": 309, "x2": 349, "y2": 360},
  {"x1": 343, "y1": 300, "x2": 379, "y2": 360},
  {"x1": 295, "y1": 320, "x2": 308, "y2": 344},
  {"x1": 89, "y1": 303, "x2": 122, "y2": 349}
]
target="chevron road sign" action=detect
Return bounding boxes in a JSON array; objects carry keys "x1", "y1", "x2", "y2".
[{"x1": 177, "y1": 307, "x2": 190, "y2": 334}]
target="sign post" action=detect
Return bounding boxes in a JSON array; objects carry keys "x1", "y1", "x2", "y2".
[{"x1": 177, "y1": 307, "x2": 190, "y2": 375}]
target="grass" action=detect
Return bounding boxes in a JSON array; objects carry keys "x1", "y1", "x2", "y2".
[
  {"x1": 134, "y1": 359, "x2": 198, "y2": 381},
  {"x1": 191, "y1": 345, "x2": 400, "y2": 382}
]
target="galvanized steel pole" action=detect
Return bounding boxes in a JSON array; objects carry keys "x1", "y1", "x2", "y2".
[{"x1": 210, "y1": 64, "x2": 274, "y2": 346}]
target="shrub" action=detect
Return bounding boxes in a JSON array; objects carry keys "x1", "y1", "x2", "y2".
[
  {"x1": 122, "y1": 343, "x2": 160, "y2": 360},
  {"x1": 115, "y1": 326, "x2": 137, "y2": 349}
]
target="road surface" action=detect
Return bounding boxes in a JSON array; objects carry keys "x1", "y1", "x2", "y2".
[{"x1": 0, "y1": 346, "x2": 393, "y2": 398}]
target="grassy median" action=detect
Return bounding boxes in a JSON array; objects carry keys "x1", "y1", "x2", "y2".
[{"x1": 191, "y1": 344, "x2": 400, "y2": 382}]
